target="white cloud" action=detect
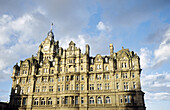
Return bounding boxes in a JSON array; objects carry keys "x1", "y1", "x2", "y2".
[
  {"x1": 141, "y1": 72, "x2": 170, "y2": 101},
  {"x1": 154, "y1": 28, "x2": 170, "y2": 66},
  {"x1": 0, "y1": 10, "x2": 49, "y2": 81},
  {"x1": 139, "y1": 27, "x2": 170, "y2": 69},
  {"x1": 96, "y1": 21, "x2": 111, "y2": 31},
  {"x1": 139, "y1": 48, "x2": 152, "y2": 69}
]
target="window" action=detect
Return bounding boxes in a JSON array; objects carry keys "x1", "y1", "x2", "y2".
[
  {"x1": 97, "y1": 74, "x2": 102, "y2": 80},
  {"x1": 125, "y1": 96, "x2": 128, "y2": 103},
  {"x1": 76, "y1": 76, "x2": 80, "y2": 81},
  {"x1": 41, "y1": 98, "x2": 45, "y2": 105},
  {"x1": 91, "y1": 59, "x2": 93, "y2": 64},
  {"x1": 75, "y1": 67, "x2": 77, "y2": 72},
  {"x1": 97, "y1": 97, "x2": 102, "y2": 104},
  {"x1": 65, "y1": 96, "x2": 68, "y2": 104},
  {"x1": 34, "y1": 98, "x2": 38, "y2": 105},
  {"x1": 81, "y1": 65, "x2": 83, "y2": 70},
  {"x1": 89, "y1": 84, "x2": 94, "y2": 90},
  {"x1": 20, "y1": 87, "x2": 24, "y2": 95},
  {"x1": 105, "y1": 83, "x2": 109, "y2": 90},
  {"x1": 44, "y1": 68, "x2": 48, "y2": 73},
  {"x1": 57, "y1": 98, "x2": 59, "y2": 104},
  {"x1": 76, "y1": 84, "x2": 79, "y2": 90},
  {"x1": 120, "y1": 96, "x2": 123, "y2": 103},
  {"x1": 81, "y1": 97, "x2": 84, "y2": 104},
  {"x1": 132, "y1": 73, "x2": 135, "y2": 78},
  {"x1": 22, "y1": 78, "x2": 25, "y2": 84},
  {"x1": 81, "y1": 59, "x2": 83, "y2": 63},
  {"x1": 58, "y1": 77, "x2": 61, "y2": 82},
  {"x1": 75, "y1": 96, "x2": 78, "y2": 104},
  {"x1": 105, "y1": 74, "x2": 109, "y2": 80},
  {"x1": 62, "y1": 85, "x2": 64, "y2": 91},
  {"x1": 105, "y1": 96, "x2": 110, "y2": 104},
  {"x1": 49, "y1": 86, "x2": 53, "y2": 92},
  {"x1": 71, "y1": 84, "x2": 74, "y2": 90},
  {"x1": 23, "y1": 98, "x2": 26, "y2": 105},
  {"x1": 105, "y1": 66, "x2": 108, "y2": 71},
  {"x1": 116, "y1": 74, "x2": 118, "y2": 79},
  {"x1": 97, "y1": 64, "x2": 102, "y2": 69},
  {"x1": 58, "y1": 85, "x2": 60, "y2": 91},
  {"x1": 66, "y1": 76, "x2": 69, "y2": 81},
  {"x1": 28, "y1": 78, "x2": 31, "y2": 83},
  {"x1": 123, "y1": 73, "x2": 127, "y2": 78},
  {"x1": 105, "y1": 57, "x2": 108, "y2": 62},
  {"x1": 16, "y1": 79, "x2": 19, "y2": 84},
  {"x1": 127, "y1": 95, "x2": 130, "y2": 103},
  {"x1": 43, "y1": 77, "x2": 47, "y2": 83},
  {"x1": 35, "y1": 86, "x2": 40, "y2": 92},
  {"x1": 62, "y1": 76, "x2": 64, "y2": 81},
  {"x1": 51, "y1": 70, "x2": 54, "y2": 74},
  {"x1": 60, "y1": 67, "x2": 62, "y2": 72},
  {"x1": 125, "y1": 63, "x2": 127, "y2": 68},
  {"x1": 89, "y1": 97, "x2": 94, "y2": 104},
  {"x1": 124, "y1": 82, "x2": 128, "y2": 90},
  {"x1": 66, "y1": 84, "x2": 69, "y2": 91},
  {"x1": 27, "y1": 87, "x2": 30, "y2": 93},
  {"x1": 15, "y1": 87, "x2": 18, "y2": 93},
  {"x1": 122, "y1": 63, "x2": 124, "y2": 68},
  {"x1": 53, "y1": 61, "x2": 55, "y2": 66},
  {"x1": 81, "y1": 84, "x2": 84, "y2": 91},
  {"x1": 71, "y1": 75, "x2": 74, "y2": 80},
  {"x1": 116, "y1": 82, "x2": 119, "y2": 89},
  {"x1": 36, "y1": 78, "x2": 40, "y2": 83},
  {"x1": 81, "y1": 75, "x2": 84, "y2": 80},
  {"x1": 133, "y1": 82, "x2": 136, "y2": 89},
  {"x1": 42, "y1": 86, "x2": 46, "y2": 92},
  {"x1": 89, "y1": 75, "x2": 94, "y2": 80},
  {"x1": 48, "y1": 98, "x2": 52, "y2": 105},
  {"x1": 97, "y1": 84, "x2": 102, "y2": 90},
  {"x1": 49, "y1": 77, "x2": 54, "y2": 82},
  {"x1": 90, "y1": 67, "x2": 93, "y2": 71}
]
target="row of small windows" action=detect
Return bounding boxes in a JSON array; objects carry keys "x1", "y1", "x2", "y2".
[
  {"x1": 33, "y1": 96, "x2": 111, "y2": 106},
  {"x1": 16, "y1": 73, "x2": 135, "y2": 85},
  {"x1": 90, "y1": 57, "x2": 109, "y2": 64},
  {"x1": 15, "y1": 81, "x2": 136, "y2": 94},
  {"x1": 115, "y1": 73, "x2": 135, "y2": 79}
]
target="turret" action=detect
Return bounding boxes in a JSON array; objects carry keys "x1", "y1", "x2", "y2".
[
  {"x1": 109, "y1": 44, "x2": 114, "y2": 54},
  {"x1": 85, "y1": 44, "x2": 90, "y2": 56}
]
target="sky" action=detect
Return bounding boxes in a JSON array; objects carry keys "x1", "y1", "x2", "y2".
[{"x1": 0, "y1": 0, "x2": 170, "y2": 110}]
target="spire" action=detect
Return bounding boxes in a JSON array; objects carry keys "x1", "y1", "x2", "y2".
[
  {"x1": 51, "y1": 23, "x2": 53, "y2": 31},
  {"x1": 47, "y1": 23, "x2": 54, "y2": 40}
]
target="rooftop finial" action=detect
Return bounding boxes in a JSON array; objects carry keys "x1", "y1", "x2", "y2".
[{"x1": 51, "y1": 23, "x2": 53, "y2": 31}]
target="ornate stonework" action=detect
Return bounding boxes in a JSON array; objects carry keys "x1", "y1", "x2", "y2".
[{"x1": 9, "y1": 29, "x2": 146, "y2": 110}]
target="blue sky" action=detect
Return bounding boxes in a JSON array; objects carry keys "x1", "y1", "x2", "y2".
[{"x1": 0, "y1": 0, "x2": 170, "y2": 110}]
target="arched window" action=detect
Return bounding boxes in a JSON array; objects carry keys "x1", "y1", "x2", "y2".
[
  {"x1": 89, "y1": 97, "x2": 94, "y2": 104},
  {"x1": 34, "y1": 98, "x2": 38, "y2": 105},
  {"x1": 97, "y1": 97, "x2": 102, "y2": 104},
  {"x1": 41, "y1": 98, "x2": 45, "y2": 105},
  {"x1": 51, "y1": 70, "x2": 54, "y2": 74},
  {"x1": 105, "y1": 96, "x2": 110, "y2": 104},
  {"x1": 48, "y1": 98, "x2": 52, "y2": 105}
]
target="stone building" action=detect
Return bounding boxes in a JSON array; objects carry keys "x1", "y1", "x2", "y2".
[{"x1": 9, "y1": 28, "x2": 146, "y2": 110}]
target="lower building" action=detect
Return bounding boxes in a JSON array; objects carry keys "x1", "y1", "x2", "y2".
[{"x1": 9, "y1": 28, "x2": 146, "y2": 110}]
